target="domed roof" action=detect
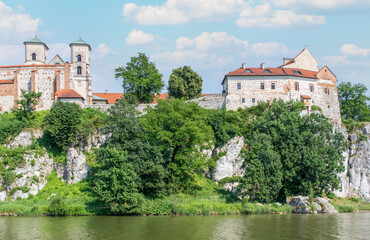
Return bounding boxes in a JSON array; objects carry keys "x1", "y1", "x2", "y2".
[{"x1": 23, "y1": 36, "x2": 49, "y2": 50}]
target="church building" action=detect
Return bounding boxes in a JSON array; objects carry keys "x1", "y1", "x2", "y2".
[{"x1": 0, "y1": 37, "x2": 92, "y2": 113}]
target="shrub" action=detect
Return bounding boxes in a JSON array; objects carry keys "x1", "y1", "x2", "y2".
[
  {"x1": 311, "y1": 105, "x2": 322, "y2": 112},
  {"x1": 48, "y1": 195, "x2": 68, "y2": 216}
]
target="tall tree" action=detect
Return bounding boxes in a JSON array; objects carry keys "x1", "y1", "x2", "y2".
[
  {"x1": 338, "y1": 82, "x2": 370, "y2": 121},
  {"x1": 115, "y1": 53, "x2": 164, "y2": 103},
  {"x1": 168, "y1": 65, "x2": 203, "y2": 100}
]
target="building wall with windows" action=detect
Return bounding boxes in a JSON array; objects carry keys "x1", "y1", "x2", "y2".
[
  {"x1": 222, "y1": 47, "x2": 341, "y2": 124},
  {"x1": 0, "y1": 37, "x2": 92, "y2": 113}
]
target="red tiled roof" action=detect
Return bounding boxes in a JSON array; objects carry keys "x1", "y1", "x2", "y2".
[
  {"x1": 0, "y1": 80, "x2": 14, "y2": 84},
  {"x1": 93, "y1": 93, "x2": 124, "y2": 104},
  {"x1": 301, "y1": 95, "x2": 312, "y2": 99},
  {"x1": 226, "y1": 67, "x2": 317, "y2": 79},
  {"x1": 55, "y1": 89, "x2": 84, "y2": 99}
]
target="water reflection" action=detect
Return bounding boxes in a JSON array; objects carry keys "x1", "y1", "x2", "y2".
[{"x1": 0, "y1": 213, "x2": 369, "y2": 240}]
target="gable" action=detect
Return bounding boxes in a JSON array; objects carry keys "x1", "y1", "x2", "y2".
[
  {"x1": 283, "y1": 47, "x2": 319, "y2": 72},
  {"x1": 317, "y1": 66, "x2": 337, "y2": 84},
  {"x1": 49, "y1": 54, "x2": 65, "y2": 65}
]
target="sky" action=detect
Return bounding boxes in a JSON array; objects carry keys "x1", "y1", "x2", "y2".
[{"x1": 0, "y1": 0, "x2": 369, "y2": 94}]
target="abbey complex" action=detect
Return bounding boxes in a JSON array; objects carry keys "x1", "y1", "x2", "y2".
[{"x1": 0, "y1": 39, "x2": 341, "y2": 124}]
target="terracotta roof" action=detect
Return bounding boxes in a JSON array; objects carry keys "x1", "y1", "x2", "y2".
[
  {"x1": 226, "y1": 67, "x2": 317, "y2": 79},
  {"x1": 55, "y1": 89, "x2": 84, "y2": 99},
  {"x1": 301, "y1": 95, "x2": 312, "y2": 99},
  {"x1": 93, "y1": 93, "x2": 124, "y2": 104},
  {"x1": 0, "y1": 80, "x2": 14, "y2": 84}
]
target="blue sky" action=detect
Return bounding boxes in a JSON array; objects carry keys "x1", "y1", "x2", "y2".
[{"x1": 0, "y1": 0, "x2": 369, "y2": 94}]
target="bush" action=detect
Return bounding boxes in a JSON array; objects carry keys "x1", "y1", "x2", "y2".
[
  {"x1": 48, "y1": 195, "x2": 68, "y2": 216},
  {"x1": 311, "y1": 105, "x2": 322, "y2": 112},
  {"x1": 336, "y1": 205, "x2": 356, "y2": 213},
  {"x1": 0, "y1": 113, "x2": 25, "y2": 144}
]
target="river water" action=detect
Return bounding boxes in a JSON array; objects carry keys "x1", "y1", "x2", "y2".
[{"x1": 0, "y1": 213, "x2": 369, "y2": 240}]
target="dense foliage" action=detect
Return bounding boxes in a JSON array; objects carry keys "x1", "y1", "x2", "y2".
[
  {"x1": 93, "y1": 148, "x2": 143, "y2": 214},
  {"x1": 115, "y1": 53, "x2": 164, "y2": 103},
  {"x1": 238, "y1": 101, "x2": 348, "y2": 201},
  {"x1": 338, "y1": 82, "x2": 370, "y2": 122},
  {"x1": 168, "y1": 65, "x2": 203, "y2": 100}
]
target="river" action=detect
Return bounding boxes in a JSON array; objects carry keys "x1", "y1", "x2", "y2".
[{"x1": 0, "y1": 213, "x2": 369, "y2": 240}]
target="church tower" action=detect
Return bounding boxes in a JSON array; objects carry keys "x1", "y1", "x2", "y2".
[
  {"x1": 69, "y1": 38, "x2": 92, "y2": 104},
  {"x1": 24, "y1": 37, "x2": 48, "y2": 65}
]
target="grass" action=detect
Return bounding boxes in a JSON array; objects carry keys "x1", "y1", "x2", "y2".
[{"x1": 330, "y1": 197, "x2": 370, "y2": 213}]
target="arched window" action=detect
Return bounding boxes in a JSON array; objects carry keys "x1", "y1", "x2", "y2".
[
  {"x1": 77, "y1": 66, "x2": 82, "y2": 75},
  {"x1": 77, "y1": 55, "x2": 82, "y2": 62},
  {"x1": 32, "y1": 53, "x2": 36, "y2": 61}
]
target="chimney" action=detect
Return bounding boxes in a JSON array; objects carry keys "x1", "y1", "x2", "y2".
[
  {"x1": 105, "y1": 90, "x2": 108, "y2": 95},
  {"x1": 260, "y1": 62, "x2": 265, "y2": 69},
  {"x1": 241, "y1": 62, "x2": 246, "y2": 69},
  {"x1": 283, "y1": 58, "x2": 292, "y2": 65}
]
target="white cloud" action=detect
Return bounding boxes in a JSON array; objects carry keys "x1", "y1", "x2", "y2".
[
  {"x1": 322, "y1": 55, "x2": 349, "y2": 66},
  {"x1": 126, "y1": 30, "x2": 154, "y2": 45},
  {"x1": 93, "y1": 44, "x2": 116, "y2": 59},
  {"x1": 177, "y1": 32, "x2": 249, "y2": 51},
  {"x1": 341, "y1": 44, "x2": 370, "y2": 57},
  {"x1": 151, "y1": 51, "x2": 233, "y2": 69},
  {"x1": 249, "y1": 42, "x2": 292, "y2": 57},
  {"x1": 123, "y1": 0, "x2": 246, "y2": 25},
  {"x1": 0, "y1": 1, "x2": 41, "y2": 43},
  {"x1": 236, "y1": 4, "x2": 325, "y2": 28},
  {"x1": 0, "y1": 44, "x2": 23, "y2": 64},
  {"x1": 271, "y1": 0, "x2": 370, "y2": 9}
]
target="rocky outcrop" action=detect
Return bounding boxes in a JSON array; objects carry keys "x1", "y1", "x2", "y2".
[
  {"x1": 287, "y1": 196, "x2": 337, "y2": 214},
  {"x1": 6, "y1": 129, "x2": 43, "y2": 148},
  {"x1": 212, "y1": 136, "x2": 245, "y2": 182},
  {"x1": 56, "y1": 148, "x2": 90, "y2": 184},
  {"x1": 335, "y1": 124, "x2": 370, "y2": 202},
  {"x1": 11, "y1": 152, "x2": 54, "y2": 200}
]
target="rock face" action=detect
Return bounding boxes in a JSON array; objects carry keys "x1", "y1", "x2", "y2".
[
  {"x1": 335, "y1": 124, "x2": 370, "y2": 202},
  {"x1": 11, "y1": 152, "x2": 54, "y2": 200},
  {"x1": 286, "y1": 196, "x2": 338, "y2": 214},
  {"x1": 56, "y1": 148, "x2": 90, "y2": 184},
  {"x1": 6, "y1": 129, "x2": 43, "y2": 148},
  {"x1": 212, "y1": 136, "x2": 245, "y2": 182}
]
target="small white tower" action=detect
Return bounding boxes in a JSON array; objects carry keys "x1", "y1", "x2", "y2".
[
  {"x1": 24, "y1": 36, "x2": 48, "y2": 65},
  {"x1": 69, "y1": 38, "x2": 92, "y2": 104}
]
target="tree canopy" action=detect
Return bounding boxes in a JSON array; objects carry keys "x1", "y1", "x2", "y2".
[
  {"x1": 338, "y1": 82, "x2": 370, "y2": 122},
  {"x1": 115, "y1": 53, "x2": 164, "y2": 103},
  {"x1": 168, "y1": 65, "x2": 203, "y2": 100},
  {"x1": 13, "y1": 90, "x2": 42, "y2": 119},
  {"x1": 238, "y1": 101, "x2": 347, "y2": 201}
]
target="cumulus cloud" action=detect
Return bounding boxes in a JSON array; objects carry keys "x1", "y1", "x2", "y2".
[
  {"x1": 0, "y1": 44, "x2": 23, "y2": 64},
  {"x1": 249, "y1": 42, "x2": 292, "y2": 57},
  {"x1": 93, "y1": 44, "x2": 116, "y2": 59},
  {"x1": 236, "y1": 4, "x2": 325, "y2": 28},
  {"x1": 341, "y1": 44, "x2": 370, "y2": 57},
  {"x1": 122, "y1": 0, "x2": 246, "y2": 25},
  {"x1": 177, "y1": 32, "x2": 249, "y2": 51},
  {"x1": 126, "y1": 30, "x2": 154, "y2": 45},
  {"x1": 271, "y1": 0, "x2": 370, "y2": 9},
  {"x1": 0, "y1": 1, "x2": 41, "y2": 43}
]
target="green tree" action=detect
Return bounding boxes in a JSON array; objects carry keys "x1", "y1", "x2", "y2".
[
  {"x1": 140, "y1": 99, "x2": 214, "y2": 191},
  {"x1": 13, "y1": 89, "x2": 42, "y2": 119},
  {"x1": 43, "y1": 102, "x2": 82, "y2": 150},
  {"x1": 115, "y1": 53, "x2": 164, "y2": 103},
  {"x1": 168, "y1": 65, "x2": 203, "y2": 100},
  {"x1": 93, "y1": 148, "x2": 143, "y2": 214},
  {"x1": 242, "y1": 101, "x2": 347, "y2": 200},
  {"x1": 103, "y1": 98, "x2": 168, "y2": 196},
  {"x1": 240, "y1": 133, "x2": 282, "y2": 203},
  {"x1": 338, "y1": 82, "x2": 370, "y2": 121}
]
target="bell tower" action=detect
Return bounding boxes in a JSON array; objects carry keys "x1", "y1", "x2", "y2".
[{"x1": 24, "y1": 36, "x2": 48, "y2": 65}]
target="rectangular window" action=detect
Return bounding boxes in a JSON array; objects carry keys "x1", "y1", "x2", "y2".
[
  {"x1": 310, "y1": 85, "x2": 314, "y2": 92},
  {"x1": 252, "y1": 98, "x2": 256, "y2": 103},
  {"x1": 242, "y1": 98, "x2": 245, "y2": 103},
  {"x1": 271, "y1": 82, "x2": 276, "y2": 90},
  {"x1": 237, "y1": 83, "x2": 241, "y2": 90},
  {"x1": 295, "y1": 82, "x2": 299, "y2": 91},
  {"x1": 324, "y1": 87, "x2": 329, "y2": 94},
  {"x1": 260, "y1": 83, "x2": 265, "y2": 90}
]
